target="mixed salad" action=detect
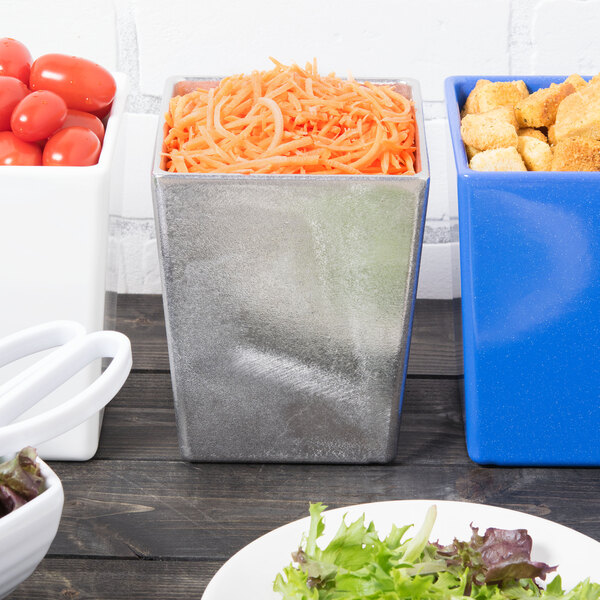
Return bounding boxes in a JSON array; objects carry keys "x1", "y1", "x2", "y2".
[
  {"x1": 0, "y1": 447, "x2": 44, "y2": 518},
  {"x1": 274, "y1": 503, "x2": 600, "y2": 599}
]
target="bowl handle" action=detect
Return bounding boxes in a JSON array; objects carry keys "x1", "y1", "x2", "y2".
[
  {"x1": 0, "y1": 330, "x2": 132, "y2": 456},
  {"x1": 0, "y1": 320, "x2": 86, "y2": 405}
]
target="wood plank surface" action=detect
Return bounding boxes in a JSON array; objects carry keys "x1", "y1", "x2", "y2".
[
  {"x1": 6, "y1": 294, "x2": 600, "y2": 600},
  {"x1": 7, "y1": 558, "x2": 217, "y2": 599},
  {"x1": 46, "y1": 458, "x2": 600, "y2": 561},
  {"x1": 407, "y1": 298, "x2": 463, "y2": 377},
  {"x1": 114, "y1": 294, "x2": 169, "y2": 372}
]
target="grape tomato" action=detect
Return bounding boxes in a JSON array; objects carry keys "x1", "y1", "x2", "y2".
[
  {"x1": 0, "y1": 43, "x2": 114, "y2": 166},
  {"x1": 0, "y1": 131, "x2": 42, "y2": 165},
  {"x1": 0, "y1": 76, "x2": 29, "y2": 131},
  {"x1": 59, "y1": 109, "x2": 104, "y2": 142},
  {"x1": 29, "y1": 54, "x2": 116, "y2": 113},
  {"x1": 11, "y1": 90, "x2": 67, "y2": 142},
  {"x1": 0, "y1": 38, "x2": 32, "y2": 84},
  {"x1": 91, "y1": 102, "x2": 113, "y2": 120},
  {"x1": 43, "y1": 126, "x2": 101, "y2": 166}
]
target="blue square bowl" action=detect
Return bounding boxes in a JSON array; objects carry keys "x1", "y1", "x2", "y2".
[{"x1": 446, "y1": 75, "x2": 600, "y2": 466}]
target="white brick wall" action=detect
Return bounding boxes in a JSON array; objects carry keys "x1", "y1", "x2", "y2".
[
  {"x1": 133, "y1": 0, "x2": 511, "y2": 101},
  {"x1": 1, "y1": 0, "x2": 118, "y2": 69},
  {"x1": 532, "y1": 0, "x2": 600, "y2": 75},
  {"x1": 2, "y1": 0, "x2": 597, "y2": 298}
]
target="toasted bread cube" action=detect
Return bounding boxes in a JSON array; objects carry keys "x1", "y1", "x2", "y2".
[
  {"x1": 485, "y1": 105, "x2": 519, "y2": 129},
  {"x1": 517, "y1": 136, "x2": 553, "y2": 171},
  {"x1": 547, "y1": 124, "x2": 557, "y2": 145},
  {"x1": 551, "y1": 137, "x2": 600, "y2": 171},
  {"x1": 465, "y1": 144, "x2": 480, "y2": 160},
  {"x1": 461, "y1": 112, "x2": 518, "y2": 151},
  {"x1": 470, "y1": 147, "x2": 527, "y2": 171},
  {"x1": 518, "y1": 127, "x2": 547, "y2": 143},
  {"x1": 475, "y1": 80, "x2": 529, "y2": 113},
  {"x1": 591, "y1": 73, "x2": 600, "y2": 86},
  {"x1": 462, "y1": 79, "x2": 492, "y2": 115},
  {"x1": 554, "y1": 83, "x2": 600, "y2": 141},
  {"x1": 564, "y1": 74, "x2": 588, "y2": 90},
  {"x1": 515, "y1": 81, "x2": 576, "y2": 128}
]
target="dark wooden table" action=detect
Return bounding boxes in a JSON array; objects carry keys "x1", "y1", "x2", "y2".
[{"x1": 9, "y1": 295, "x2": 600, "y2": 598}]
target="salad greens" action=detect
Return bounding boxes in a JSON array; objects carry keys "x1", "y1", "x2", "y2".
[
  {"x1": 0, "y1": 447, "x2": 44, "y2": 517},
  {"x1": 274, "y1": 503, "x2": 600, "y2": 600}
]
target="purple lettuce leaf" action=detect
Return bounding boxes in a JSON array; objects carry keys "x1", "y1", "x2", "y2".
[
  {"x1": 435, "y1": 524, "x2": 556, "y2": 586},
  {"x1": 0, "y1": 485, "x2": 28, "y2": 517},
  {"x1": 477, "y1": 527, "x2": 556, "y2": 582},
  {"x1": 0, "y1": 447, "x2": 44, "y2": 516}
]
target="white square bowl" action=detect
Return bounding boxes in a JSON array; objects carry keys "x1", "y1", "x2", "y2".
[{"x1": 0, "y1": 73, "x2": 127, "y2": 460}]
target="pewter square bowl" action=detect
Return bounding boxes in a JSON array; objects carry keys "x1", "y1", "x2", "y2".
[{"x1": 152, "y1": 75, "x2": 429, "y2": 463}]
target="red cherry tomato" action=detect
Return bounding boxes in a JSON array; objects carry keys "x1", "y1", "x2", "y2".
[
  {"x1": 11, "y1": 90, "x2": 67, "y2": 142},
  {"x1": 0, "y1": 38, "x2": 32, "y2": 84},
  {"x1": 0, "y1": 76, "x2": 29, "y2": 131},
  {"x1": 0, "y1": 131, "x2": 42, "y2": 165},
  {"x1": 91, "y1": 102, "x2": 113, "y2": 120},
  {"x1": 43, "y1": 126, "x2": 101, "y2": 166},
  {"x1": 58, "y1": 109, "x2": 104, "y2": 143},
  {"x1": 29, "y1": 54, "x2": 116, "y2": 113}
]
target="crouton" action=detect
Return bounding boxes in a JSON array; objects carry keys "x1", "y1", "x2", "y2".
[
  {"x1": 547, "y1": 125, "x2": 557, "y2": 145},
  {"x1": 551, "y1": 137, "x2": 600, "y2": 171},
  {"x1": 517, "y1": 136, "x2": 553, "y2": 171},
  {"x1": 474, "y1": 80, "x2": 529, "y2": 113},
  {"x1": 564, "y1": 74, "x2": 588, "y2": 90},
  {"x1": 591, "y1": 73, "x2": 600, "y2": 86},
  {"x1": 518, "y1": 127, "x2": 547, "y2": 143},
  {"x1": 470, "y1": 147, "x2": 527, "y2": 171},
  {"x1": 462, "y1": 79, "x2": 492, "y2": 115},
  {"x1": 461, "y1": 112, "x2": 518, "y2": 151},
  {"x1": 485, "y1": 105, "x2": 519, "y2": 129},
  {"x1": 554, "y1": 83, "x2": 600, "y2": 141},
  {"x1": 465, "y1": 144, "x2": 480, "y2": 160},
  {"x1": 514, "y1": 81, "x2": 576, "y2": 128}
]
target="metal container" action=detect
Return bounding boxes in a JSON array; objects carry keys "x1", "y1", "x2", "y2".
[
  {"x1": 446, "y1": 75, "x2": 600, "y2": 466},
  {"x1": 152, "y1": 76, "x2": 429, "y2": 463}
]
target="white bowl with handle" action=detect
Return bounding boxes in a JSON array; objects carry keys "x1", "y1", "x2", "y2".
[
  {"x1": 0, "y1": 320, "x2": 132, "y2": 598},
  {"x1": 0, "y1": 72, "x2": 127, "y2": 461}
]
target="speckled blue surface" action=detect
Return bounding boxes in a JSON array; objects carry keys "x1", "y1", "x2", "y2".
[{"x1": 446, "y1": 75, "x2": 600, "y2": 466}]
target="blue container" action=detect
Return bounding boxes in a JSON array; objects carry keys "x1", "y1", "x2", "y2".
[{"x1": 446, "y1": 75, "x2": 600, "y2": 466}]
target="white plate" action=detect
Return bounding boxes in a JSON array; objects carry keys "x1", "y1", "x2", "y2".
[{"x1": 202, "y1": 499, "x2": 600, "y2": 599}]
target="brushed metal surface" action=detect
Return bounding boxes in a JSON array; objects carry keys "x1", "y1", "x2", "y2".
[{"x1": 152, "y1": 77, "x2": 429, "y2": 463}]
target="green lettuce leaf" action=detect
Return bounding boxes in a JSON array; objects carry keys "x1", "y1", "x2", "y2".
[{"x1": 273, "y1": 503, "x2": 600, "y2": 600}]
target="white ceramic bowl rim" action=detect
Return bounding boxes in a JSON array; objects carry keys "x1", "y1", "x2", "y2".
[{"x1": 0, "y1": 458, "x2": 62, "y2": 533}]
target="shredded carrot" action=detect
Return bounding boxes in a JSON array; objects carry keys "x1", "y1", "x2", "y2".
[{"x1": 162, "y1": 59, "x2": 418, "y2": 175}]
